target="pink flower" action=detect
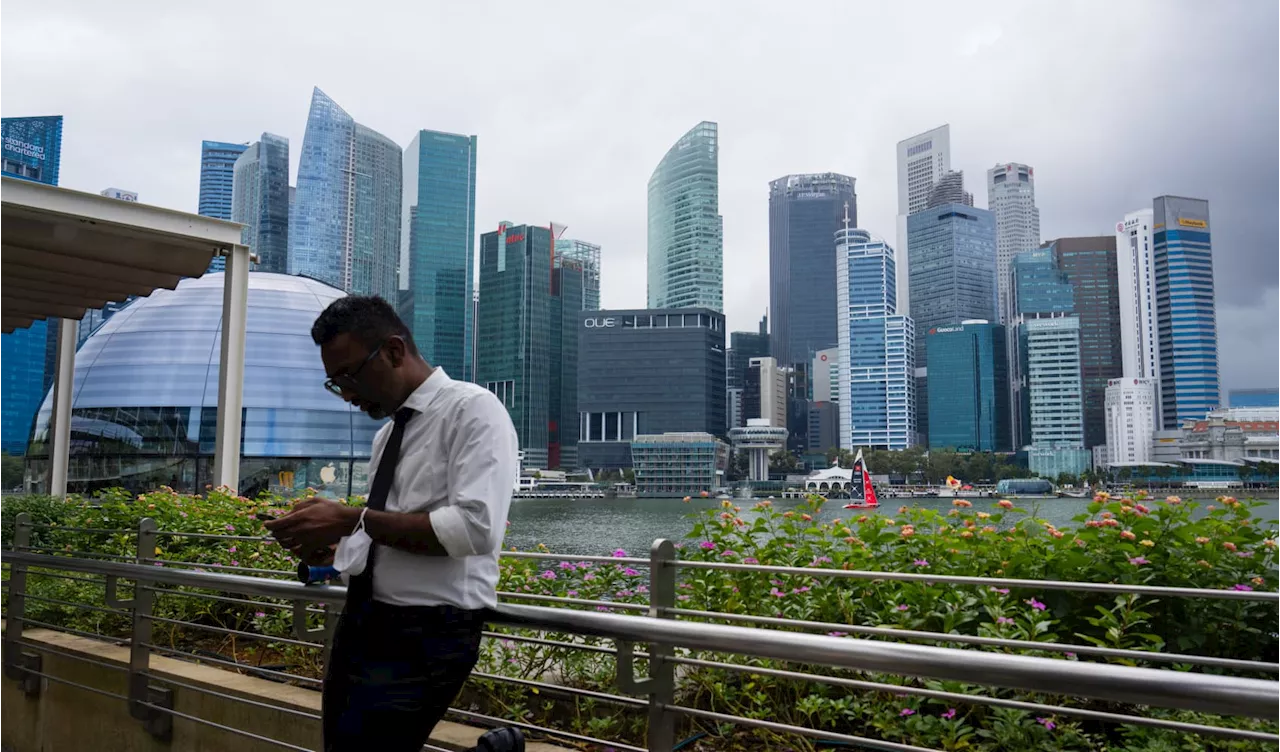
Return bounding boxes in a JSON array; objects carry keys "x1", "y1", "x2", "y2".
[
  {"x1": 990, "y1": 587, "x2": 1010, "y2": 595},
  {"x1": 1102, "y1": 518, "x2": 1120, "y2": 528},
  {"x1": 224, "y1": 524, "x2": 235, "y2": 531},
  {"x1": 699, "y1": 541, "x2": 716, "y2": 550},
  {"x1": 770, "y1": 588, "x2": 787, "y2": 598},
  {"x1": 1025, "y1": 598, "x2": 1047, "y2": 611},
  {"x1": 229, "y1": 560, "x2": 239, "y2": 567},
  {"x1": 1119, "y1": 530, "x2": 1136, "y2": 540},
  {"x1": 583, "y1": 572, "x2": 596, "y2": 581},
  {"x1": 612, "y1": 549, "x2": 628, "y2": 558},
  {"x1": 899, "y1": 708, "x2": 915, "y2": 717},
  {"x1": 913, "y1": 559, "x2": 929, "y2": 567},
  {"x1": 1036, "y1": 717, "x2": 1056, "y2": 730},
  {"x1": 566, "y1": 590, "x2": 579, "y2": 597},
  {"x1": 792, "y1": 586, "x2": 811, "y2": 594},
  {"x1": 1128, "y1": 557, "x2": 1149, "y2": 566},
  {"x1": 895, "y1": 604, "x2": 909, "y2": 612},
  {"x1": 1236, "y1": 551, "x2": 1254, "y2": 559},
  {"x1": 677, "y1": 595, "x2": 690, "y2": 601},
  {"x1": 229, "y1": 546, "x2": 237, "y2": 553},
  {"x1": 541, "y1": 570, "x2": 557, "y2": 580},
  {"x1": 1074, "y1": 538, "x2": 1087, "y2": 548},
  {"x1": 941, "y1": 708, "x2": 957, "y2": 719},
  {"x1": 827, "y1": 631, "x2": 848, "y2": 637},
  {"x1": 622, "y1": 567, "x2": 641, "y2": 576},
  {"x1": 558, "y1": 561, "x2": 576, "y2": 570},
  {"x1": 1231, "y1": 584, "x2": 1254, "y2": 591},
  {"x1": 996, "y1": 617, "x2": 1015, "y2": 625},
  {"x1": 743, "y1": 557, "x2": 759, "y2": 565},
  {"x1": 1135, "y1": 504, "x2": 1150, "y2": 514},
  {"x1": 809, "y1": 556, "x2": 833, "y2": 566}
]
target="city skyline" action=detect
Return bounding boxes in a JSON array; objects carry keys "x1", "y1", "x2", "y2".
[{"x1": 2, "y1": 1, "x2": 1274, "y2": 393}]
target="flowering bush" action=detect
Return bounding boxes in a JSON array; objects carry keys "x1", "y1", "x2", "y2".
[{"x1": 2, "y1": 489, "x2": 1276, "y2": 751}]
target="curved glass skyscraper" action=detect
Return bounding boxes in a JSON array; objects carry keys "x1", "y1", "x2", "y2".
[
  {"x1": 289, "y1": 88, "x2": 401, "y2": 299},
  {"x1": 647, "y1": 122, "x2": 723, "y2": 312}
]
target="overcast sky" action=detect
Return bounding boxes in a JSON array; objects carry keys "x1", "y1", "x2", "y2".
[{"x1": 3, "y1": 0, "x2": 1276, "y2": 392}]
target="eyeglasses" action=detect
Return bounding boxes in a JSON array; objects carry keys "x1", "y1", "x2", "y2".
[{"x1": 323, "y1": 341, "x2": 384, "y2": 396}]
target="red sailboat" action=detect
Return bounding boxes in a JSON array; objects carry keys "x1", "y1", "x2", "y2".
[{"x1": 843, "y1": 449, "x2": 880, "y2": 509}]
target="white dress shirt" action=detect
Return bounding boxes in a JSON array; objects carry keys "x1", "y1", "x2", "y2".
[{"x1": 366, "y1": 368, "x2": 519, "y2": 609}]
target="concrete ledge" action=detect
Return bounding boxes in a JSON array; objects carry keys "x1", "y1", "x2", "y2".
[{"x1": 2, "y1": 625, "x2": 571, "y2": 751}]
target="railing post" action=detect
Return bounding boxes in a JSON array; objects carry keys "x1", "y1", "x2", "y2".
[
  {"x1": 128, "y1": 518, "x2": 158, "y2": 724},
  {"x1": 3, "y1": 513, "x2": 34, "y2": 684},
  {"x1": 646, "y1": 538, "x2": 677, "y2": 752}
]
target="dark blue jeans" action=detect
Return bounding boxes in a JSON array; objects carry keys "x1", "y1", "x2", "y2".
[{"x1": 322, "y1": 599, "x2": 484, "y2": 752}]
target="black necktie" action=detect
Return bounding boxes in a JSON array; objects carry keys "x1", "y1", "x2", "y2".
[{"x1": 346, "y1": 407, "x2": 414, "y2": 606}]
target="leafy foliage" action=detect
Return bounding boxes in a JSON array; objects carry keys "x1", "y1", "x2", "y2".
[{"x1": 2, "y1": 488, "x2": 1276, "y2": 750}]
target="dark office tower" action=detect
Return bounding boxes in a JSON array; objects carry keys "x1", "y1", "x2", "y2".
[
  {"x1": 550, "y1": 259, "x2": 586, "y2": 470},
  {"x1": 927, "y1": 322, "x2": 1011, "y2": 452},
  {"x1": 476, "y1": 223, "x2": 553, "y2": 469},
  {"x1": 768, "y1": 173, "x2": 856, "y2": 366},
  {"x1": 1047, "y1": 236, "x2": 1122, "y2": 448},
  {"x1": 231, "y1": 133, "x2": 290, "y2": 274},
  {"x1": 577, "y1": 309, "x2": 726, "y2": 470},
  {"x1": 199, "y1": 140, "x2": 249, "y2": 220},
  {"x1": 400, "y1": 129, "x2": 477, "y2": 380},
  {"x1": 727, "y1": 314, "x2": 770, "y2": 429}
]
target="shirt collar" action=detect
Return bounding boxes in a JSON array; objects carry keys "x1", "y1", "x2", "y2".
[{"x1": 399, "y1": 368, "x2": 451, "y2": 415}]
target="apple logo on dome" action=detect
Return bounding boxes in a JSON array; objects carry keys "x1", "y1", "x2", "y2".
[{"x1": 319, "y1": 464, "x2": 337, "y2": 485}]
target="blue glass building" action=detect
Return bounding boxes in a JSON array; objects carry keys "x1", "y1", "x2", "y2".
[
  {"x1": 927, "y1": 321, "x2": 1010, "y2": 452},
  {"x1": 200, "y1": 140, "x2": 249, "y2": 273},
  {"x1": 1230, "y1": 389, "x2": 1279, "y2": 408},
  {"x1": 231, "y1": 133, "x2": 291, "y2": 274},
  {"x1": 399, "y1": 129, "x2": 477, "y2": 381},
  {"x1": 2, "y1": 115, "x2": 63, "y2": 456},
  {"x1": 1153, "y1": 196, "x2": 1219, "y2": 428},
  {"x1": 24, "y1": 274, "x2": 382, "y2": 496},
  {"x1": 647, "y1": 122, "x2": 723, "y2": 312},
  {"x1": 836, "y1": 228, "x2": 915, "y2": 450},
  {"x1": 290, "y1": 88, "x2": 402, "y2": 300},
  {"x1": 768, "y1": 173, "x2": 857, "y2": 366}
]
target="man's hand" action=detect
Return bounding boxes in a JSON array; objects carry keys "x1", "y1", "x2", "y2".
[{"x1": 263, "y1": 498, "x2": 361, "y2": 559}]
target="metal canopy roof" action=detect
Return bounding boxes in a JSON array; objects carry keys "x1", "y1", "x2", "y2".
[{"x1": 1, "y1": 176, "x2": 245, "y2": 333}]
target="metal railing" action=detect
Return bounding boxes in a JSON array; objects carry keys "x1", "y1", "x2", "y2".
[{"x1": 2, "y1": 513, "x2": 1278, "y2": 752}]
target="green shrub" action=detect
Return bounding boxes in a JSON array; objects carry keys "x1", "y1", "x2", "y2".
[{"x1": 2, "y1": 489, "x2": 1275, "y2": 750}]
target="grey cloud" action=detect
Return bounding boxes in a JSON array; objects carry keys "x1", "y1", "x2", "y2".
[{"x1": 2, "y1": 0, "x2": 1274, "y2": 388}]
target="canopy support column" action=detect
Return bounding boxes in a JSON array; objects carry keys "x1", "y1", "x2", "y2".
[
  {"x1": 49, "y1": 318, "x2": 78, "y2": 497},
  {"x1": 213, "y1": 246, "x2": 250, "y2": 492}
]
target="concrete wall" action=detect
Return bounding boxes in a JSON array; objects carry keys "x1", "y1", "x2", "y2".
[{"x1": 2, "y1": 627, "x2": 567, "y2": 752}]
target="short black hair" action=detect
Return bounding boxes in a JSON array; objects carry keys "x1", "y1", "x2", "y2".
[{"x1": 310, "y1": 296, "x2": 415, "y2": 353}]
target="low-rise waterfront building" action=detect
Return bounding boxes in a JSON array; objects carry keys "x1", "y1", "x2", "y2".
[
  {"x1": 630, "y1": 432, "x2": 729, "y2": 496},
  {"x1": 728, "y1": 418, "x2": 788, "y2": 482}
]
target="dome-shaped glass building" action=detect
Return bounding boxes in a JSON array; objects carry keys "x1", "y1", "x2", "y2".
[{"x1": 25, "y1": 273, "x2": 384, "y2": 497}]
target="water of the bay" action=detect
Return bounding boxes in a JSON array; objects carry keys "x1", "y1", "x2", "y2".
[{"x1": 505, "y1": 493, "x2": 1280, "y2": 557}]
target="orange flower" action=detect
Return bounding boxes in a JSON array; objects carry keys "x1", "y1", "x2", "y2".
[
  {"x1": 952, "y1": 499, "x2": 973, "y2": 508},
  {"x1": 981, "y1": 525, "x2": 996, "y2": 534},
  {"x1": 960, "y1": 531, "x2": 974, "y2": 538},
  {"x1": 900, "y1": 526, "x2": 915, "y2": 538},
  {"x1": 1197, "y1": 559, "x2": 1211, "y2": 568},
  {"x1": 1139, "y1": 539, "x2": 1155, "y2": 547},
  {"x1": 976, "y1": 512, "x2": 991, "y2": 519},
  {"x1": 1050, "y1": 530, "x2": 1064, "y2": 539},
  {"x1": 801, "y1": 513, "x2": 813, "y2": 522},
  {"x1": 997, "y1": 499, "x2": 1014, "y2": 509},
  {"x1": 1195, "y1": 536, "x2": 1210, "y2": 544},
  {"x1": 1223, "y1": 542, "x2": 1237, "y2": 552},
  {"x1": 1120, "y1": 530, "x2": 1136, "y2": 541},
  {"x1": 856, "y1": 515, "x2": 869, "y2": 523}
]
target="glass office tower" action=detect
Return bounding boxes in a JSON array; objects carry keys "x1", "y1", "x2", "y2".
[
  {"x1": 927, "y1": 321, "x2": 1010, "y2": 452},
  {"x1": 1, "y1": 115, "x2": 63, "y2": 456},
  {"x1": 1153, "y1": 196, "x2": 1219, "y2": 427},
  {"x1": 475, "y1": 223, "x2": 553, "y2": 469},
  {"x1": 231, "y1": 133, "x2": 290, "y2": 274},
  {"x1": 555, "y1": 239, "x2": 602, "y2": 311},
  {"x1": 768, "y1": 173, "x2": 857, "y2": 365},
  {"x1": 290, "y1": 88, "x2": 401, "y2": 299},
  {"x1": 647, "y1": 122, "x2": 723, "y2": 312},
  {"x1": 399, "y1": 129, "x2": 477, "y2": 380}
]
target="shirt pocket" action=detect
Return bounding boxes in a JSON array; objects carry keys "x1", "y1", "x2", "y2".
[{"x1": 394, "y1": 454, "x2": 446, "y2": 514}]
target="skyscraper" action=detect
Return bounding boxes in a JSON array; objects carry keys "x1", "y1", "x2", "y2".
[
  {"x1": 895, "y1": 124, "x2": 951, "y2": 312},
  {"x1": 1105, "y1": 378, "x2": 1158, "y2": 466},
  {"x1": 647, "y1": 121, "x2": 723, "y2": 311},
  {"x1": 1047, "y1": 237, "x2": 1122, "y2": 449},
  {"x1": 1, "y1": 115, "x2": 63, "y2": 456},
  {"x1": 836, "y1": 227, "x2": 915, "y2": 451},
  {"x1": 1153, "y1": 196, "x2": 1219, "y2": 427},
  {"x1": 926, "y1": 170, "x2": 974, "y2": 207},
  {"x1": 988, "y1": 163, "x2": 1040, "y2": 324},
  {"x1": 1009, "y1": 248, "x2": 1075, "y2": 448},
  {"x1": 906, "y1": 197, "x2": 997, "y2": 444},
  {"x1": 727, "y1": 315, "x2": 770, "y2": 429},
  {"x1": 927, "y1": 321, "x2": 1010, "y2": 452},
  {"x1": 768, "y1": 173, "x2": 856, "y2": 365},
  {"x1": 1116, "y1": 210, "x2": 1159, "y2": 389},
  {"x1": 476, "y1": 223, "x2": 553, "y2": 469},
  {"x1": 550, "y1": 260, "x2": 586, "y2": 469},
  {"x1": 231, "y1": 133, "x2": 290, "y2": 274},
  {"x1": 198, "y1": 140, "x2": 249, "y2": 220},
  {"x1": 1022, "y1": 317, "x2": 1089, "y2": 477},
  {"x1": 290, "y1": 87, "x2": 402, "y2": 299},
  {"x1": 555, "y1": 239, "x2": 602, "y2": 311},
  {"x1": 399, "y1": 129, "x2": 477, "y2": 380},
  {"x1": 743, "y1": 356, "x2": 787, "y2": 429}
]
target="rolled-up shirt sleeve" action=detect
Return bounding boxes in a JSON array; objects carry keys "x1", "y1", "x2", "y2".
[{"x1": 429, "y1": 391, "x2": 518, "y2": 558}]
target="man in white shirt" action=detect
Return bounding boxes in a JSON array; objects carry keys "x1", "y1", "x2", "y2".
[{"x1": 265, "y1": 296, "x2": 521, "y2": 752}]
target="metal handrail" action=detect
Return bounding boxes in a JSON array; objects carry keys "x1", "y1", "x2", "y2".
[{"x1": 3, "y1": 549, "x2": 1276, "y2": 720}]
